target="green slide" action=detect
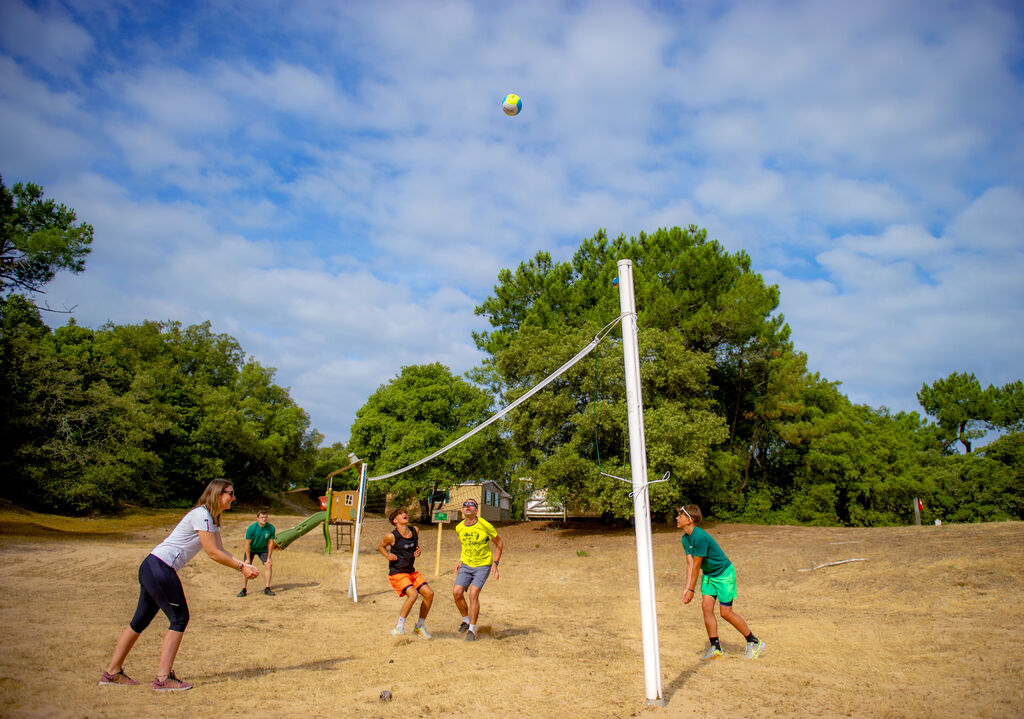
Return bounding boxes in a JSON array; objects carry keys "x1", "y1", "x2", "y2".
[{"x1": 273, "y1": 511, "x2": 327, "y2": 549}]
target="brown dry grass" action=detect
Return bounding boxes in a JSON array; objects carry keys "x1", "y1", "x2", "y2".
[{"x1": 1, "y1": 507, "x2": 1022, "y2": 719}]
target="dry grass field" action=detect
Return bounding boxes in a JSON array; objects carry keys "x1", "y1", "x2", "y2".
[{"x1": 1, "y1": 502, "x2": 1022, "y2": 719}]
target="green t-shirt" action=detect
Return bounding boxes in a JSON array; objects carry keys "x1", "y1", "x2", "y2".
[
  {"x1": 245, "y1": 522, "x2": 276, "y2": 553},
  {"x1": 455, "y1": 517, "x2": 498, "y2": 567},
  {"x1": 681, "y1": 526, "x2": 731, "y2": 578}
]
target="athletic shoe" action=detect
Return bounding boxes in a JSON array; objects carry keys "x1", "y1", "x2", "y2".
[
  {"x1": 465, "y1": 630, "x2": 476, "y2": 642},
  {"x1": 264, "y1": 587, "x2": 276, "y2": 596},
  {"x1": 237, "y1": 588, "x2": 246, "y2": 597},
  {"x1": 99, "y1": 669, "x2": 138, "y2": 686},
  {"x1": 457, "y1": 621, "x2": 470, "y2": 635},
  {"x1": 413, "y1": 625, "x2": 432, "y2": 640},
  {"x1": 391, "y1": 626, "x2": 405, "y2": 637},
  {"x1": 153, "y1": 671, "x2": 193, "y2": 692},
  {"x1": 744, "y1": 639, "x2": 765, "y2": 659},
  {"x1": 700, "y1": 645, "x2": 723, "y2": 661}
]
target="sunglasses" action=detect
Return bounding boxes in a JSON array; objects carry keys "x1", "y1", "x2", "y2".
[
  {"x1": 222, "y1": 490, "x2": 236, "y2": 497},
  {"x1": 463, "y1": 502, "x2": 478, "y2": 507},
  {"x1": 678, "y1": 506, "x2": 691, "y2": 520}
]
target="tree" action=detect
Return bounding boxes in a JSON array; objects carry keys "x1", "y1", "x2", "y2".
[
  {"x1": 917, "y1": 372, "x2": 1004, "y2": 453},
  {"x1": 991, "y1": 381, "x2": 1024, "y2": 432},
  {"x1": 1, "y1": 176, "x2": 93, "y2": 299},
  {"x1": 348, "y1": 363, "x2": 505, "y2": 511},
  {"x1": 0, "y1": 308, "x2": 321, "y2": 512},
  {"x1": 307, "y1": 442, "x2": 357, "y2": 497},
  {"x1": 472, "y1": 226, "x2": 787, "y2": 518}
]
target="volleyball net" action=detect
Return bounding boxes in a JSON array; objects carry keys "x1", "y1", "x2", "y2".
[{"x1": 346, "y1": 311, "x2": 631, "y2": 600}]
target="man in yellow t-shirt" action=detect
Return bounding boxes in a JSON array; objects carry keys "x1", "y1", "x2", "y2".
[{"x1": 453, "y1": 499, "x2": 503, "y2": 642}]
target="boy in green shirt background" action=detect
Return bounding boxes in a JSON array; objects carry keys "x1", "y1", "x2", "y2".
[{"x1": 238, "y1": 510, "x2": 277, "y2": 597}]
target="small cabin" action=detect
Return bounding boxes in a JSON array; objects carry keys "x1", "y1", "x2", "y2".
[
  {"x1": 319, "y1": 489, "x2": 360, "y2": 522},
  {"x1": 437, "y1": 481, "x2": 512, "y2": 522}
]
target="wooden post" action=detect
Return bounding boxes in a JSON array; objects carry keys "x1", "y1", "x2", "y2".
[
  {"x1": 914, "y1": 498, "x2": 921, "y2": 526},
  {"x1": 435, "y1": 521, "x2": 443, "y2": 577}
]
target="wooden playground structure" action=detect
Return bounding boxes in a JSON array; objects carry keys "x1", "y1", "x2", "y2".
[
  {"x1": 318, "y1": 456, "x2": 363, "y2": 553},
  {"x1": 319, "y1": 487, "x2": 358, "y2": 551}
]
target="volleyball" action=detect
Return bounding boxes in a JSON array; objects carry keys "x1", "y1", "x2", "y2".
[{"x1": 502, "y1": 93, "x2": 522, "y2": 116}]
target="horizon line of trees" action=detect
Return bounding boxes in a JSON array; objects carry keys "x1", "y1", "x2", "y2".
[{"x1": 2, "y1": 176, "x2": 1021, "y2": 524}]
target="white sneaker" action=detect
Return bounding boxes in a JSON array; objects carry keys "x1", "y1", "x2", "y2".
[
  {"x1": 744, "y1": 639, "x2": 765, "y2": 659},
  {"x1": 413, "y1": 625, "x2": 432, "y2": 640},
  {"x1": 390, "y1": 626, "x2": 405, "y2": 637},
  {"x1": 700, "y1": 644, "x2": 723, "y2": 660}
]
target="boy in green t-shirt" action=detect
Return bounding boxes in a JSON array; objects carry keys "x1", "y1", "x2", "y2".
[
  {"x1": 238, "y1": 510, "x2": 277, "y2": 597},
  {"x1": 677, "y1": 504, "x2": 764, "y2": 660}
]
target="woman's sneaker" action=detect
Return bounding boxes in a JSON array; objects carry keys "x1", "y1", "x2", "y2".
[
  {"x1": 99, "y1": 668, "x2": 139, "y2": 686},
  {"x1": 153, "y1": 670, "x2": 193, "y2": 692}
]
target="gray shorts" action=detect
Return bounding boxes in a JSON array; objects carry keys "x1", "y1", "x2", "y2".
[{"x1": 455, "y1": 564, "x2": 492, "y2": 589}]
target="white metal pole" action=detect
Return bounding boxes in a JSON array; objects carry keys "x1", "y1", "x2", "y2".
[
  {"x1": 617, "y1": 259, "x2": 664, "y2": 707},
  {"x1": 348, "y1": 463, "x2": 368, "y2": 601}
]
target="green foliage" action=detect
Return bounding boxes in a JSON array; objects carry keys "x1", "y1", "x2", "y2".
[
  {"x1": 917, "y1": 372, "x2": 993, "y2": 453},
  {"x1": 307, "y1": 442, "x2": 360, "y2": 498},
  {"x1": 474, "y1": 227, "x2": 779, "y2": 519},
  {"x1": 472, "y1": 226, "x2": 1024, "y2": 525},
  {"x1": 0, "y1": 300, "x2": 320, "y2": 512},
  {"x1": 348, "y1": 363, "x2": 507, "y2": 507},
  {"x1": 0, "y1": 176, "x2": 93, "y2": 297},
  {"x1": 916, "y1": 373, "x2": 1024, "y2": 453}
]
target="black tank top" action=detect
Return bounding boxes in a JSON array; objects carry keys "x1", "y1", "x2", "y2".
[{"x1": 388, "y1": 526, "x2": 418, "y2": 575}]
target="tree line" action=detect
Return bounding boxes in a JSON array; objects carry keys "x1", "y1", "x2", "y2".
[
  {"x1": 349, "y1": 227, "x2": 1023, "y2": 526},
  {"x1": 2, "y1": 176, "x2": 1021, "y2": 523},
  {"x1": 1, "y1": 176, "x2": 320, "y2": 512}
]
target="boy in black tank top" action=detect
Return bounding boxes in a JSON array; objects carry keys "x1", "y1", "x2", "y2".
[{"x1": 378, "y1": 508, "x2": 434, "y2": 639}]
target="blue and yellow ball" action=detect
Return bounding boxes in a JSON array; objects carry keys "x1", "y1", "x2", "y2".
[{"x1": 502, "y1": 93, "x2": 522, "y2": 116}]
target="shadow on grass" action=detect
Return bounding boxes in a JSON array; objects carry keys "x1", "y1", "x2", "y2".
[
  {"x1": 663, "y1": 661, "x2": 709, "y2": 702},
  {"x1": 264, "y1": 581, "x2": 320, "y2": 592},
  {"x1": 196, "y1": 655, "x2": 353, "y2": 682},
  {"x1": 352, "y1": 587, "x2": 392, "y2": 600},
  {"x1": 0, "y1": 520, "x2": 122, "y2": 539},
  {"x1": 490, "y1": 625, "x2": 535, "y2": 640}
]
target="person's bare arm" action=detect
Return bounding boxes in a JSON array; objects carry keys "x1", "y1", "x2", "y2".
[
  {"x1": 490, "y1": 535, "x2": 503, "y2": 579},
  {"x1": 200, "y1": 530, "x2": 258, "y2": 578},
  {"x1": 683, "y1": 555, "x2": 698, "y2": 603},
  {"x1": 378, "y1": 533, "x2": 396, "y2": 561}
]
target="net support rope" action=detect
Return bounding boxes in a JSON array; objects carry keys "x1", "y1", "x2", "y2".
[{"x1": 366, "y1": 312, "x2": 632, "y2": 483}]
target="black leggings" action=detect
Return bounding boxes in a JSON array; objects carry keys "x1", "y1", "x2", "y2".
[{"x1": 130, "y1": 554, "x2": 190, "y2": 633}]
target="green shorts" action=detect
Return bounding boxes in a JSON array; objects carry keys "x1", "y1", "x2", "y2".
[{"x1": 701, "y1": 564, "x2": 737, "y2": 604}]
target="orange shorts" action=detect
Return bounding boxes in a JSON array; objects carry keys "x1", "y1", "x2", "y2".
[{"x1": 389, "y1": 571, "x2": 427, "y2": 597}]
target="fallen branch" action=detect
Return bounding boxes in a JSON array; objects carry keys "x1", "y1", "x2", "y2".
[{"x1": 798, "y1": 558, "x2": 866, "y2": 572}]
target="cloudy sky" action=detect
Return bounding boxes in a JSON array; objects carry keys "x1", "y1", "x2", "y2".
[{"x1": 2, "y1": 0, "x2": 1022, "y2": 445}]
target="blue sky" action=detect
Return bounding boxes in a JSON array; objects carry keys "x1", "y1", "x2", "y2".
[{"x1": 2, "y1": 0, "x2": 1022, "y2": 445}]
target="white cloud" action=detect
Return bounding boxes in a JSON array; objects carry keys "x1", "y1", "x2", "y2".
[
  {"x1": 773, "y1": 185, "x2": 1024, "y2": 415},
  {"x1": 0, "y1": 0, "x2": 93, "y2": 76},
  {"x1": 837, "y1": 224, "x2": 952, "y2": 264},
  {"x1": 695, "y1": 168, "x2": 789, "y2": 216},
  {"x1": 942, "y1": 186, "x2": 1024, "y2": 252},
  {"x1": 103, "y1": 66, "x2": 235, "y2": 134}
]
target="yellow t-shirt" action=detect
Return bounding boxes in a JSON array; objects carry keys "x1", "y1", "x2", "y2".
[{"x1": 455, "y1": 517, "x2": 498, "y2": 567}]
